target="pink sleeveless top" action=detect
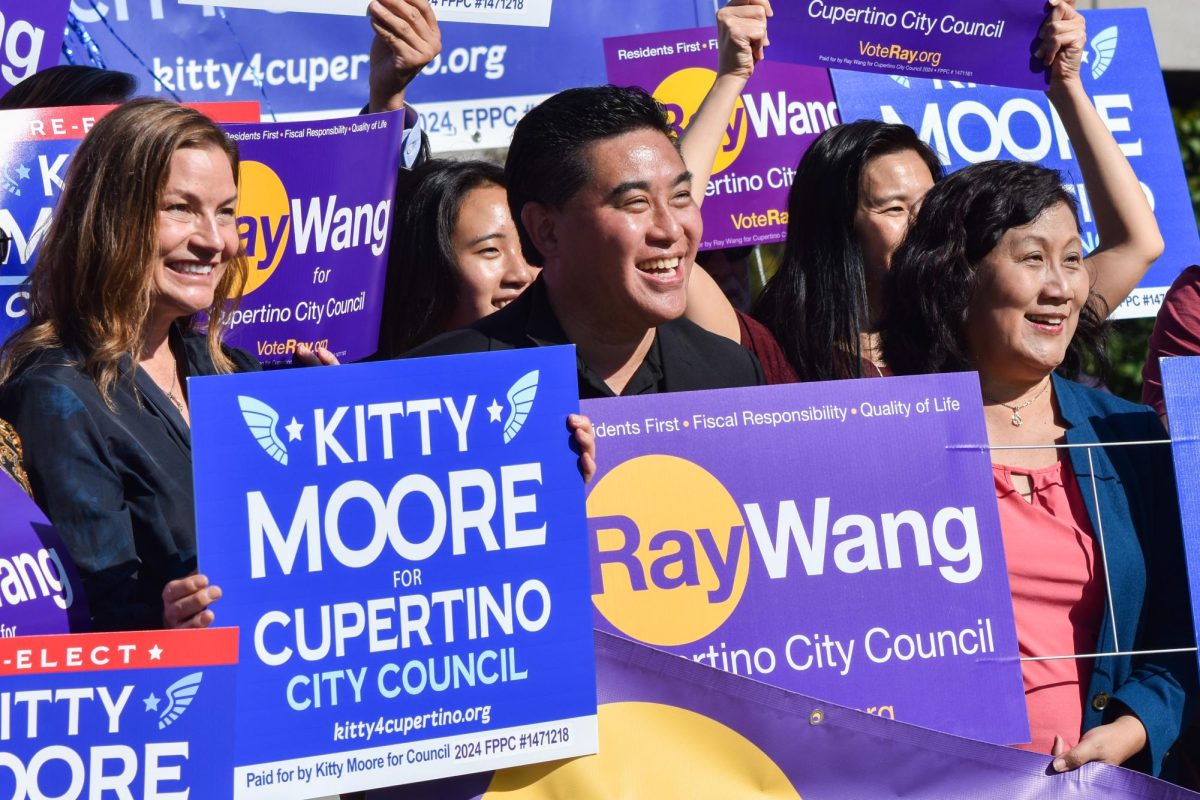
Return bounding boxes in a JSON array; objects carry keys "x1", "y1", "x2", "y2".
[{"x1": 993, "y1": 460, "x2": 1106, "y2": 754}]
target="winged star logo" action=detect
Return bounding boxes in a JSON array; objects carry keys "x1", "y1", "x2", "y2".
[
  {"x1": 502, "y1": 370, "x2": 539, "y2": 444},
  {"x1": 1087, "y1": 26, "x2": 1119, "y2": 80},
  {"x1": 238, "y1": 395, "x2": 289, "y2": 465},
  {"x1": 157, "y1": 672, "x2": 204, "y2": 730}
]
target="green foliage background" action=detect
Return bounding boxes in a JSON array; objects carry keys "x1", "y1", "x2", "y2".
[{"x1": 1105, "y1": 103, "x2": 1200, "y2": 402}]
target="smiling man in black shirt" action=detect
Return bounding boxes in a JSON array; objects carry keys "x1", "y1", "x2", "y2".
[{"x1": 407, "y1": 85, "x2": 764, "y2": 398}]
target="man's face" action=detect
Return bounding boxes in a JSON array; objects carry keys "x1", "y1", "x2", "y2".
[{"x1": 540, "y1": 128, "x2": 702, "y2": 334}]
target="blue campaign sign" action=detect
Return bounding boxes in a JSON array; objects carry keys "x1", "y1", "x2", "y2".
[
  {"x1": 1163, "y1": 356, "x2": 1200, "y2": 673},
  {"x1": 190, "y1": 347, "x2": 597, "y2": 798},
  {"x1": 62, "y1": 0, "x2": 712, "y2": 150},
  {"x1": 830, "y1": 8, "x2": 1200, "y2": 319},
  {"x1": 0, "y1": 628, "x2": 238, "y2": 799},
  {"x1": 1, "y1": 1, "x2": 68, "y2": 91}
]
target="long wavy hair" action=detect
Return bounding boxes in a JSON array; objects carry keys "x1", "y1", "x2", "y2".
[
  {"x1": 881, "y1": 160, "x2": 1108, "y2": 379},
  {"x1": 0, "y1": 98, "x2": 248, "y2": 402},
  {"x1": 753, "y1": 120, "x2": 942, "y2": 381},
  {"x1": 377, "y1": 159, "x2": 506, "y2": 358}
]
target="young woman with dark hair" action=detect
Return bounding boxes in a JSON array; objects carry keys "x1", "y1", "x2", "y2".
[
  {"x1": 375, "y1": 159, "x2": 533, "y2": 358},
  {"x1": 881, "y1": 156, "x2": 1192, "y2": 777}
]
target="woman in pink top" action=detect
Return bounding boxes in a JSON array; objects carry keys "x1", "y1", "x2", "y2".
[{"x1": 882, "y1": 149, "x2": 1193, "y2": 776}]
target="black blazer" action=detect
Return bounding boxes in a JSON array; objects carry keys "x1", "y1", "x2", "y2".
[
  {"x1": 0, "y1": 330, "x2": 259, "y2": 631},
  {"x1": 407, "y1": 276, "x2": 764, "y2": 398}
]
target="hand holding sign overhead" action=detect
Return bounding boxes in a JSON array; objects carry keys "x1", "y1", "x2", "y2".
[
  {"x1": 1038, "y1": 0, "x2": 1085, "y2": 84},
  {"x1": 681, "y1": 0, "x2": 774, "y2": 207},
  {"x1": 369, "y1": 0, "x2": 443, "y2": 113},
  {"x1": 718, "y1": 0, "x2": 773, "y2": 81}
]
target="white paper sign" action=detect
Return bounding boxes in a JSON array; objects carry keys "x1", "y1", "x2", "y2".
[{"x1": 177, "y1": 0, "x2": 553, "y2": 26}]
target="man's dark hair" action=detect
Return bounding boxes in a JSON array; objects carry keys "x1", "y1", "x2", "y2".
[
  {"x1": 753, "y1": 120, "x2": 943, "y2": 381},
  {"x1": 881, "y1": 159, "x2": 1108, "y2": 379},
  {"x1": 0, "y1": 66, "x2": 136, "y2": 110},
  {"x1": 505, "y1": 85, "x2": 673, "y2": 266}
]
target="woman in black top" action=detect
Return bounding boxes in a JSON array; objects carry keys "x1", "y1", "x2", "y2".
[{"x1": 0, "y1": 99, "x2": 253, "y2": 631}]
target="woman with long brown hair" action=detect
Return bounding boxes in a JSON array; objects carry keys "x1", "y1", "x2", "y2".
[{"x1": 0, "y1": 98, "x2": 254, "y2": 631}]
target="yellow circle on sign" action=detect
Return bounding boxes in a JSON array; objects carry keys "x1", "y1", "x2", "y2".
[
  {"x1": 484, "y1": 702, "x2": 800, "y2": 799},
  {"x1": 653, "y1": 67, "x2": 748, "y2": 176},
  {"x1": 236, "y1": 160, "x2": 291, "y2": 297},
  {"x1": 588, "y1": 454, "x2": 749, "y2": 647}
]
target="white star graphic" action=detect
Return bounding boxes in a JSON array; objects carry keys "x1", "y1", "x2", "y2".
[
  {"x1": 144, "y1": 692, "x2": 161, "y2": 712},
  {"x1": 285, "y1": 416, "x2": 304, "y2": 441},
  {"x1": 487, "y1": 399, "x2": 503, "y2": 423},
  {"x1": 15, "y1": 164, "x2": 30, "y2": 181},
  {"x1": 148, "y1": 644, "x2": 163, "y2": 661}
]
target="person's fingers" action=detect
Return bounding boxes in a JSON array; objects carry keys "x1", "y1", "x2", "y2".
[
  {"x1": 724, "y1": 0, "x2": 772, "y2": 13},
  {"x1": 580, "y1": 452, "x2": 597, "y2": 484},
  {"x1": 162, "y1": 574, "x2": 208, "y2": 604},
  {"x1": 1052, "y1": 738, "x2": 1096, "y2": 772},
  {"x1": 370, "y1": 14, "x2": 428, "y2": 56},
  {"x1": 412, "y1": 0, "x2": 439, "y2": 29},
  {"x1": 314, "y1": 346, "x2": 341, "y2": 366},
  {"x1": 371, "y1": 0, "x2": 435, "y2": 52},
  {"x1": 293, "y1": 343, "x2": 319, "y2": 367},
  {"x1": 1051, "y1": 735, "x2": 1067, "y2": 757},
  {"x1": 181, "y1": 608, "x2": 216, "y2": 629},
  {"x1": 164, "y1": 583, "x2": 221, "y2": 628},
  {"x1": 1037, "y1": 16, "x2": 1084, "y2": 66},
  {"x1": 165, "y1": 587, "x2": 215, "y2": 625},
  {"x1": 720, "y1": 5, "x2": 768, "y2": 24}
]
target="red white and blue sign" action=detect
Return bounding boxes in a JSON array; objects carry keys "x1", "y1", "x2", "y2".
[{"x1": 0, "y1": 628, "x2": 238, "y2": 799}]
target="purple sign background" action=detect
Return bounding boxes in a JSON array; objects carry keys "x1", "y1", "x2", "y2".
[
  {"x1": 221, "y1": 111, "x2": 402, "y2": 365},
  {"x1": 580, "y1": 374, "x2": 1027, "y2": 744},
  {"x1": 771, "y1": 0, "x2": 1048, "y2": 91},
  {"x1": 1, "y1": 0, "x2": 68, "y2": 90},
  {"x1": 380, "y1": 633, "x2": 1196, "y2": 800},
  {"x1": 605, "y1": 26, "x2": 836, "y2": 251},
  {"x1": 0, "y1": 475, "x2": 89, "y2": 635}
]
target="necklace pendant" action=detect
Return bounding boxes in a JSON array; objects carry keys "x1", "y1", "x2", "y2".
[{"x1": 1011, "y1": 411, "x2": 1023, "y2": 427}]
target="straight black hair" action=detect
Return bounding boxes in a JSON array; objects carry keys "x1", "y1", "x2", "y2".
[
  {"x1": 753, "y1": 120, "x2": 942, "y2": 381},
  {"x1": 505, "y1": 85, "x2": 674, "y2": 266}
]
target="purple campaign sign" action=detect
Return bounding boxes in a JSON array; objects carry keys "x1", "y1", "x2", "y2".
[
  {"x1": 382, "y1": 633, "x2": 1198, "y2": 800},
  {"x1": 221, "y1": 111, "x2": 403, "y2": 365},
  {"x1": 0, "y1": 475, "x2": 89, "y2": 635},
  {"x1": 605, "y1": 27, "x2": 836, "y2": 251},
  {"x1": 771, "y1": 0, "x2": 1048, "y2": 91},
  {"x1": 581, "y1": 373, "x2": 1027, "y2": 744},
  {"x1": 1, "y1": 0, "x2": 68, "y2": 90}
]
